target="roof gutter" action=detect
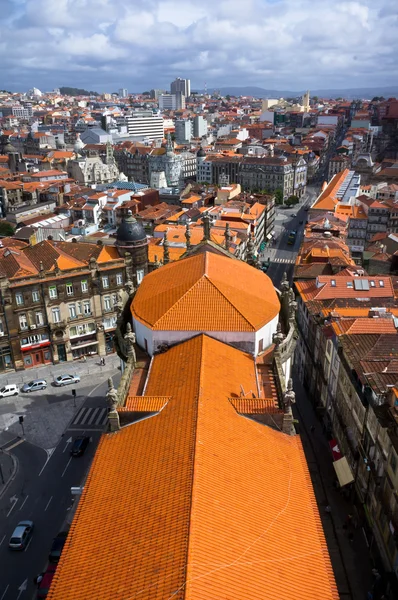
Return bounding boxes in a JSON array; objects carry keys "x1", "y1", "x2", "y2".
[{"x1": 141, "y1": 355, "x2": 154, "y2": 396}]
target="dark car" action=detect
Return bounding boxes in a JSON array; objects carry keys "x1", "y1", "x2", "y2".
[
  {"x1": 37, "y1": 563, "x2": 56, "y2": 599},
  {"x1": 71, "y1": 436, "x2": 90, "y2": 457},
  {"x1": 48, "y1": 531, "x2": 68, "y2": 563}
]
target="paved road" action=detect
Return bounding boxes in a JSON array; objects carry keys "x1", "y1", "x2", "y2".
[{"x1": 0, "y1": 374, "x2": 120, "y2": 600}]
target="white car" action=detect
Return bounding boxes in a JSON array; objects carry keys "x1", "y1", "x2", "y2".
[
  {"x1": 0, "y1": 384, "x2": 19, "y2": 398},
  {"x1": 54, "y1": 374, "x2": 81, "y2": 387}
]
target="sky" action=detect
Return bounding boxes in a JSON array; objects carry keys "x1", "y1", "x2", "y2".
[{"x1": 1, "y1": 0, "x2": 397, "y2": 93}]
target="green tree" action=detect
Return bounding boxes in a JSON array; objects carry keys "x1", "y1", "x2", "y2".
[
  {"x1": 312, "y1": 96, "x2": 319, "y2": 103},
  {"x1": 286, "y1": 195, "x2": 299, "y2": 206},
  {"x1": 225, "y1": 95, "x2": 231, "y2": 101},
  {"x1": 0, "y1": 221, "x2": 15, "y2": 236},
  {"x1": 274, "y1": 189, "x2": 284, "y2": 205}
]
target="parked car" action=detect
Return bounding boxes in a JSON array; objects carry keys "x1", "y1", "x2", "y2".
[
  {"x1": 71, "y1": 436, "x2": 90, "y2": 457},
  {"x1": 54, "y1": 374, "x2": 80, "y2": 387},
  {"x1": 0, "y1": 384, "x2": 19, "y2": 398},
  {"x1": 48, "y1": 531, "x2": 68, "y2": 563},
  {"x1": 36, "y1": 564, "x2": 57, "y2": 599},
  {"x1": 21, "y1": 379, "x2": 47, "y2": 393},
  {"x1": 8, "y1": 520, "x2": 34, "y2": 550},
  {"x1": 291, "y1": 213, "x2": 297, "y2": 217}
]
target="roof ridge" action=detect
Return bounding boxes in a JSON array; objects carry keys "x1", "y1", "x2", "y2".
[{"x1": 207, "y1": 276, "x2": 256, "y2": 329}]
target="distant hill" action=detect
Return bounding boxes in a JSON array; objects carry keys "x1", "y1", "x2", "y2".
[
  {"x1": 60, "y1": 86, "x2": 99, "y2": 96},
  {"x1": 196, "y1": 85, "x2": 398, "y2": 100}
]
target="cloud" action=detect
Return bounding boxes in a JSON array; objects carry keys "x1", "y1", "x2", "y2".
[{"x1": 1, "y1": 0, "x2": 397, "y2": 92}]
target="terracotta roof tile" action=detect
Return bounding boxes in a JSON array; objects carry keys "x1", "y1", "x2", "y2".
[
  {"x1": 132, "y1": 253, "x2": 280, "y2": 331},
  {"x1": 48, "y1": 335, "x2": 338, "y2": 600}
]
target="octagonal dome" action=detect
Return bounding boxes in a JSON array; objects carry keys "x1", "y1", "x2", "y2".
[{"x1": 132, "y1": 251, "x2": 280, "y2": 332}]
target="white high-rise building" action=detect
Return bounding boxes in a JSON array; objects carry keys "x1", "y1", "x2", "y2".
[
  {"x1": 193, "y1": 115, "x2": 208, "y2": 138},
  {"x1": 158, "y1": 93, "x2": 185, "y2": 111},
  {"x1": 175, "y1": 119, "x2": 193, "y2": 144},
  {"x1": 170, "y1": 77, "x2": 191, "y2": 98},
  {"x1": 123, "y1": 111, "x2": 164, "y2": 142},
  {"x1": 119, "y1": 88, "x2": 128, "y2": 98}
]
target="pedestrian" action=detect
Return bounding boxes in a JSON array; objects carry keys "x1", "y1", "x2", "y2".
[{"x1": 103, "y1": 357, "x2": 106, "y2": 366}]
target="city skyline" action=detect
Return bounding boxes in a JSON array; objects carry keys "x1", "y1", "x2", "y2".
[{"x1": 1, "y1": 0, "x2": 397, "y2": 93}]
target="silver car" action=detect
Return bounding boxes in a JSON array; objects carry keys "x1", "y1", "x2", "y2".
[
  {"x1": 21, "y1": 379, "x2": 47, "y2": 393},
  {"x1": 54, "y1": 374, "x2": 80, "y2": 387},
  {"x1": 9, "y1": 520, "x2": 34, "y2": 550}
]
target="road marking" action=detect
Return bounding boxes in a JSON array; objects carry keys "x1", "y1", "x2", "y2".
[
  {"x1": 61, "y1": 457, "x2": 72, "y2": 478},
  {"x1": 80, "y1": 408, "x2": 93, "y2": 425},
  {"x1": 24, "y1": 538, "x2": 32, "y2": 552},
  {"x1": 0, "y1": 585, "x2": 9, "y2": 600},
  {"x1": 3, "y1": 438, "x2": 25, "y2": 452},
  {"x1": 6, "y1": 496, "x2": 18, "y2": 517},
  {"x1": 19, "y1": 495, "x2": 29, "y2": 511},
  {"x1": 38, "y1": 448, "x2": 55, "y2": 477},
  {"x1": 44, "y1": 496, "x2": 53, "y2": 512},
  {"x1": 68, "y1": 427, "x2": 105, "y2": 432},
  {"x1": 63, "y1": 437, "x2": 73, "y2": 453},
  {"x1": 1, "y1": 436, "x2": 18, "y2": 450},
  {"x1": 16, "y1": 579, "x2": 27, "y2": 599},
  {"x1": 88, "y1": 407, "x2": 100, "y2": 424},
  {"x1": 73, "y1": 407, "x2": 85, "y2": 422},
  {"x1": 0, "y1": 534, "x2": 6, "y2": 547}
]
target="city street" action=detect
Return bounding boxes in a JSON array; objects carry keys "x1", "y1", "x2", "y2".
[
  {"x1": 260, "y1": 184, "x2": 319, "y2": 286},
  {"x1": 0, "y1": 372, "x2": 120, "y2": 600}
]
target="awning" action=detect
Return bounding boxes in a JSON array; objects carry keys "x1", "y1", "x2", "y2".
[
  {"x1": 71, "y1": 340, "x2": 99, "y2": 350},
  {"x1": 333, "y1": 456, "x2": 354, "y2": 487}
]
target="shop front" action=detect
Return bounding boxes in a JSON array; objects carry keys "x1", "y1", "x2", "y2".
[
  {"x1": 0, "y1": 345, "x2": 13, "y2": 372},
  {"x1": 20, "y1": 335, "x2": 52, "y2": 368},
  {"x1": 105, "y1": 331, "x2": 116, "y2": 354},
  {"x1": 70, "y1": 336, "x2": 99, "y2": 359}
]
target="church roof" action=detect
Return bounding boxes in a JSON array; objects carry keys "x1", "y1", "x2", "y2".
[
  {"x1": 132, "y1": 251, "x2": 280, "y2": 331},
  {"x1": 47, "y1": 335, "x2": 338, "y2": 600}
]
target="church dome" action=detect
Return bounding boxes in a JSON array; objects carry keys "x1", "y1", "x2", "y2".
[
  {"x1": 116, "y1": 210, "x2": 146, "y2": 245},
  {"x1": 132, "y1": 251, "x2": 280, "y2": 331},
  {"x1": 197, "y1": 147, "x2": 206, "y2": 158}
]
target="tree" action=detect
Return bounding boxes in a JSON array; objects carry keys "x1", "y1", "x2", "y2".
[
  {"x1": 225, "y1": 95, "x2": 231, "y2": 101},
  {"x1": 286, "y1": 195, "x2": 299, "y2": 206},
  {"x1": 312, "y1": 96, "x2": 319, "y2": 103},
  {"x1": 274, "y1": 189, "x2": 284, "y2": 205},
  {"x1": 0, "y1": 221, "x2": 15, "y2": 236}
]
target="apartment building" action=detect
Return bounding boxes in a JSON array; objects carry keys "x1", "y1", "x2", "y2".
[
  {"x1": 0, "y1": 216, "x2": 149, "y2": 371},
  {"x1": 123, "y1": 111, "x2": 164, "y2": 142}
]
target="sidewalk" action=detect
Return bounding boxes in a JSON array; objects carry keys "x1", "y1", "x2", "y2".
[
  {"x1": 0, "y1": 448, "x2": 17, "y2": 499},
  {"x1": 293, "y1": 372, "x2": 375, "y2": 600},
  {"x1": 1, "y1": 354, "x2": 122, "y2": 386}
]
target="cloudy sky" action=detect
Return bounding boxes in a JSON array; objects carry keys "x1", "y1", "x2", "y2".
[{"x1": 1, "y1": 0, "x2": 397, "y2": 93}]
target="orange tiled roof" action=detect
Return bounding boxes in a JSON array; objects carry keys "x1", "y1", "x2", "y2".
[
  {"x1": 332, "y1": 318, "x2": 397, "y2": 336},
  {"x1": 311, "y1": 169, "x2": 350, "y2": 211},
  {"x1": 48, "y1": 335, "x2": 338, "y2": 600},
  {"x1": 132, "y1": 252, "x2": 280, "y2": 331},
  {"x1": 296, "y1": 276, "x2": 394, "y2": 301}
]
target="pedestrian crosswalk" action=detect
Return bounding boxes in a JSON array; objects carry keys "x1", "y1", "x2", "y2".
[
  {"x1": 69, "y1": 406, "x2": 108, "y2": 430},
  {"x1": 271, "y1": 257, "x2": 296, "y2": 264}
]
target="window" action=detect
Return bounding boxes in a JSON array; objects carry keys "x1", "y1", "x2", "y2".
[
  {"x1": 331, "y1": 279, "x2": 336, "y2": 287},
  {"x1": 370, "y1": 280, "x2": 375, "y2": 287},
  {"x1": 49, "y1": 285, "x2": 57, "y2": 299},
  {"x1": 81, "y1": 280, "x2": 88, "y2": 293},
  {"x1": 52, "y1": 308, "x2": 61, "y2": 323},
  {"x1": 137, "y1": 269, "x2": 144, "y2": 285},
  {"x1": 102, "y1": 276, "x2": 109, "y2": 289},
  {"x1": 77, "y1": 302, "x2": 82, "y2": 315},
  {"x1": 112, "y1": 294, "x2": 118, "y2": 307},
  {"x1": 83, "y1": 301, "x2": 91, "y2": 315},
  {"x1": 32, "y1": 290, "x2": 40, "y2": 302},
  {"x1": 346, "y1": 281, "x2": 353, "y2": 288},
  {"x1": 15, "y1": 292, "x2": 23, "y2": 306},
  {"x1": 0, "y1": 319, "x2": 4, "y2": 336},
  {"x1": 69, "y1": 322, "x2": 96, "y2": 337},
  {"x1": 69, "y1": 304, "x2": 77, "y2": 319},
  {"x1": 379, "y1": 280, "x2": 384, "y2": 288},
  {"x1": 35, "y1": 311, "x2": 44, "y2": 326},
  {"x1": 116, "y1": 273, "x2": 123, "y2": 286},
  {"x1": 104, "y1": 296, "x2": 112, "y2": 312},
  {"x1": 19, "y1": 313, "x2": 28, "y2": 330},
  {"x1": 66, "y1": 283, "x2": 74, "y2": 296}
]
